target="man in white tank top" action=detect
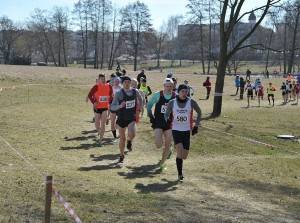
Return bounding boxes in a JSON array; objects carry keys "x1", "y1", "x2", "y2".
[{"x1": 164, "y1": 84, "x2": 202, "y2": 182}]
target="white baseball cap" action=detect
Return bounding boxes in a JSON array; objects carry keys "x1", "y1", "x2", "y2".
[{"x1": 163, "y1": 78, "x2": 173, "y2": 85}]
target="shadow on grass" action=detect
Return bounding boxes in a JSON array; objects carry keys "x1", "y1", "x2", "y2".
[
  {"x1": 118, "y1": 163, "x2": 160, "y2": 179},
  {"x1": 90, "y1": 153, "x2": 121, "y2": 161},
  {"x1": 64, "y1": 135, "x2": 96, "y2": 141},
  {"x1": 134, "y1": 178, "x2": 179, "y2": 193},
  {"x1": 61, "y1": 138, "x2": 114, "y2": 150},
  {"x1": 81, "y1": 129, "x2": 98, "y2": 135},
  {"x1": 78, "y1": 163, "x2": 120, "y2": 171}
]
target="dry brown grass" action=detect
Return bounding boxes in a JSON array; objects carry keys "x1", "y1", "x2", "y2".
[{"x1": 0, "y1": 64, "x2": 299, "y2": 223}]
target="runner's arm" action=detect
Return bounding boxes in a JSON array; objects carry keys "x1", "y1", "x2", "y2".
[
  {"x1": 164, "y1": 100, "x2": 174, "y2": 122},
  {"x1": 87, "y1": 85, "x2": 98, "y2": 104},
  {"x1": 136, "y1": 89, "x2": 143, "y2": 112},
  {"x1": 191, "y1": 99, "x2": 202, "y2": 127},
  {"x1": 110, "y1": 91, "x2": 123, "y2": 111},
  {"x1": 146, "y1": 92, "x2": 160, "y2": 119},
  {"x1": 147, "y1": 86, "x2": 152, "y2": 96}
]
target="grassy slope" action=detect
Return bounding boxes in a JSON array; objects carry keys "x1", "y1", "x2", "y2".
[{"x1": 0, "y1": 64, "x2": 299, "y2": 223}]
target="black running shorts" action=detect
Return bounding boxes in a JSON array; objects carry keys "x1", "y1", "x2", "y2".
[{"x1": 172, "y1": 130, "x2": 190, "y2": 150}]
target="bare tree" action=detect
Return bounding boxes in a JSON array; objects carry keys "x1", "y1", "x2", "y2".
[
  {"x1": 120, "y1": 0, "x2": 152, "y2": 71},
  {"x1": 52, "y1": 6, "x2": 70, "y2": 67},
  {"x1": 108, "y1": 4, "x2": 123, "y2": 70},
  {"x1": 28, "y1": 8, "x2": 58, "y2": 66},
  {"x1": 166, "y1": 15, "x2": 182, "y2": 67},
  {"x1": 73, "y1": 0, "x2": 90, "y2": 68},
  {"x1": 0, "y1": 16, "x2": 23, "y2": 64},
  {"x1": 211, "y1": 0, "x2": 280, "y2": 117},
  {"x1": 285, "y1": 1, "x2": 300, "y2": 74}
]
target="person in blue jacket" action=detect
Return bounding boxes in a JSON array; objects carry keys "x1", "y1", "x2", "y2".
[{"x1": 235, "y1": 75, "x2": 240, "y2": 96}]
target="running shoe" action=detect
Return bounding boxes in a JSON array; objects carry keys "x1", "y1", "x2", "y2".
[
  {"x1": 167, "y1": 147, "x2": 173, "y2": 159},
  {"x1": 118, "y1": 155, "x2": 124, "y2": 164},
  {"x1": 96, "y1": 140, "x2": 102, "y2": 147},
  {"x1": 159, "y1": 164, "x2": 167, "y2": 172},
  {"x1": 177, "y1": 175, "x2": 184, "y2": 183},
  {"x1": 126, "y1": 140, "x2": 132, "y2": 151},
  {"x1": 112, "y1": 138, "x2": 118, "y2": 143}
]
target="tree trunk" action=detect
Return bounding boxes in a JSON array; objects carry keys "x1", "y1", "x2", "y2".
[
  {"x1": 212, "y1": 42, "x2": 227, "y2": 117},
  {"x1": 288, "y1": 6, "x2": 300, "y2": 74}
]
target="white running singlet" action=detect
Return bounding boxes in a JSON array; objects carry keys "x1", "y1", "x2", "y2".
[{"x1": 172, "y1": 98, "x2": 192, "y2": 131}]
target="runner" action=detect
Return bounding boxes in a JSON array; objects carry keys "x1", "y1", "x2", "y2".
[
  {"x1": 164, "y1": 84, "x2": 202, "y2": 182},
  {"x1": 257, "y1": 81, "x2": 264, "y2": 107},
  {"x1": 245, "y1": 80, "x2": 254, "y2": 107},
  {"x1": 202, "y1": 77, "x2": 211, "y2": 99},
  {"x1": 147, "y1": 78, "x2": 176, "y2": 172},
  {"x1": 110, "y1": 77, "x2": 122, "y2": 142},
  {"x1": 138, "y1": 78, "x2": 152, "y2": 109},
  {"x1": 110, "y1": 76, "x2": 143, "y2": 164},
  {"x1": 295, "y1": 80, "x2": 300, "y2": 104},
  {"x1": 131, "y1": 78, "x2": 146, "y2": 118},
  {"x1": 280, "y1": 82, "x2": 288, "y2": 104},
  {"x1": 267, "y1": 82, "x2": 276, "y2": 106},
  {"x1": 172, "y1": 77, "x2": 178, "y2": 94},
  {"x1": 183, "y1": 80, "x2": 195, "y2": 97},
  {"x1": 87, "y1": 74, "x2": 113, "y2": 145}
]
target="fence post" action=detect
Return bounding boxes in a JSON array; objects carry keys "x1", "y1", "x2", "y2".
[{"x1": 44, "y1": 176, "x2": 52, "y2": 223}]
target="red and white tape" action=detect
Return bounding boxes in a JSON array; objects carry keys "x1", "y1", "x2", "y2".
[{"x1": 52, "y1": 187, "x2": 83, "y2": 223}]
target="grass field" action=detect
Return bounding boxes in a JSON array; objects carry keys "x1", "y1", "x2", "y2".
[{"x1": 0, "y1": 64, "x2": 299, "y2": 223}]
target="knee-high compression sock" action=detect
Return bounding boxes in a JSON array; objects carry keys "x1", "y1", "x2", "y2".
[
  {"x1": 176, "y1": 157, "x2": 183, "y2": 176},
  {"x1": 112, "y1": 130, "x2": 117, "y2": 138}
]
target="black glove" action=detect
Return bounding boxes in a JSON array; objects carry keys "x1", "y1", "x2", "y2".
[
  {"x1": 192, "y1": 126, "x2": 198, "y2": 135},
  {"x1": 150, "y1": 116, "x2": 155, "y2": 124}
]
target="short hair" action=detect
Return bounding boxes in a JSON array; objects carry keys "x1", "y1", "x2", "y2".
[
  {"x1": 98, "y1": 73, "x2": 106, "y2": 78},
  {"x1": 131, "y1": 78, "x2": 138, "y2": 84}
]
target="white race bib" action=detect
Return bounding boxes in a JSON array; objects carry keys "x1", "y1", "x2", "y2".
[
  {"x1": 161, "y1": 105, "x2": 167, "y2": 113},
  {"x1": 174, "y1": 114, "x2": 188, "y2": 123},
  {"x1": 99, "y1": 96, "x2": 108, "y2": 102},
  {"x1": 126, "y1": 100, "x2": 135, "y2": 109}
]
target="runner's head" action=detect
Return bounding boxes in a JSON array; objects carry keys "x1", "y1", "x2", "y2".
[
  {"x1": 98, "y1": 73, "x2": 106, "y2": 84},
  {"x1": 114, "y1": 77, "x2": 121, "y2": 86},
  {"x1": 163, "y1": 78, "x2": 173, "y2": 93},
  {"x1": 122, "y1": 75, "x2": 131, "y2": 90},
  {"x1": 141, "y1": 78, "x2": 147, "y2": 86},
  {"x1": 172, "y1": 77, "x2": 178, "y2": 88},
  {"x1": 131, "y1": 78, "x2": 138, "y2": 89},
  {"x1": 177, "y1": 84, "x2": 188, "y2": 99}
]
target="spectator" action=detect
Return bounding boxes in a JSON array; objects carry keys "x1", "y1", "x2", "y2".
[
  {"x1": 235, "y1": 75, "x2": 240, "y2": 96},
  {"x1": 246, "y1": 69, "x2": 251, "y2": 80},
  {"x1": 239, "y1": 77, "x2": 246, "y2": 100}
]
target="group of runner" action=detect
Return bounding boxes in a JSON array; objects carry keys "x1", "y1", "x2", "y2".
[
  {"x1": 234, "y1": 75, "x2": 300, "y2": 107},
  {"x1": 87, "y1": 70, "x2": 202, "y2": 182}
]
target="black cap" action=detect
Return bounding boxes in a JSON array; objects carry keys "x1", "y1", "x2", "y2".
[
  {"x1": 122, "y1": 75, "x2": 131, "y2": 83},
  {"x1": 177, "y1": 84, "x2": 188, "y2": 93}
]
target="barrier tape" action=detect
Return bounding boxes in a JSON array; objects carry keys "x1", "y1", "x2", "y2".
[
  {"x1": 0, "y1": 136, "x2": 45, "y2": 177},
  {"x1": 202, "y1": 126, "x2": 279, "y2": 149},
  {"x1": 0, "y1": 136, "x2": 83, "y2": 222},
  {"x1": 52, "y1": 187, "x2": 83, "y2": 223}
]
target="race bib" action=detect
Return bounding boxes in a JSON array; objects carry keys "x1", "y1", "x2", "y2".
[
  {"x1": 161, "y1": 105, "x2": 167, "y2": 113},
  {"x1": 126, "y1": 100, "x2": 135, "y2": 109},
  {"x1": 99, "y1": 96, "x2": 108, "y2": 102},
  {"x1": 174, "y1": 114, "x2": 188, "y2": 123}
]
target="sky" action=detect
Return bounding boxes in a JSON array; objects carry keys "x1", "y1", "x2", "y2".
[{"x1": 0, "y1": 0, "x2": 268, "y2": 29}]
